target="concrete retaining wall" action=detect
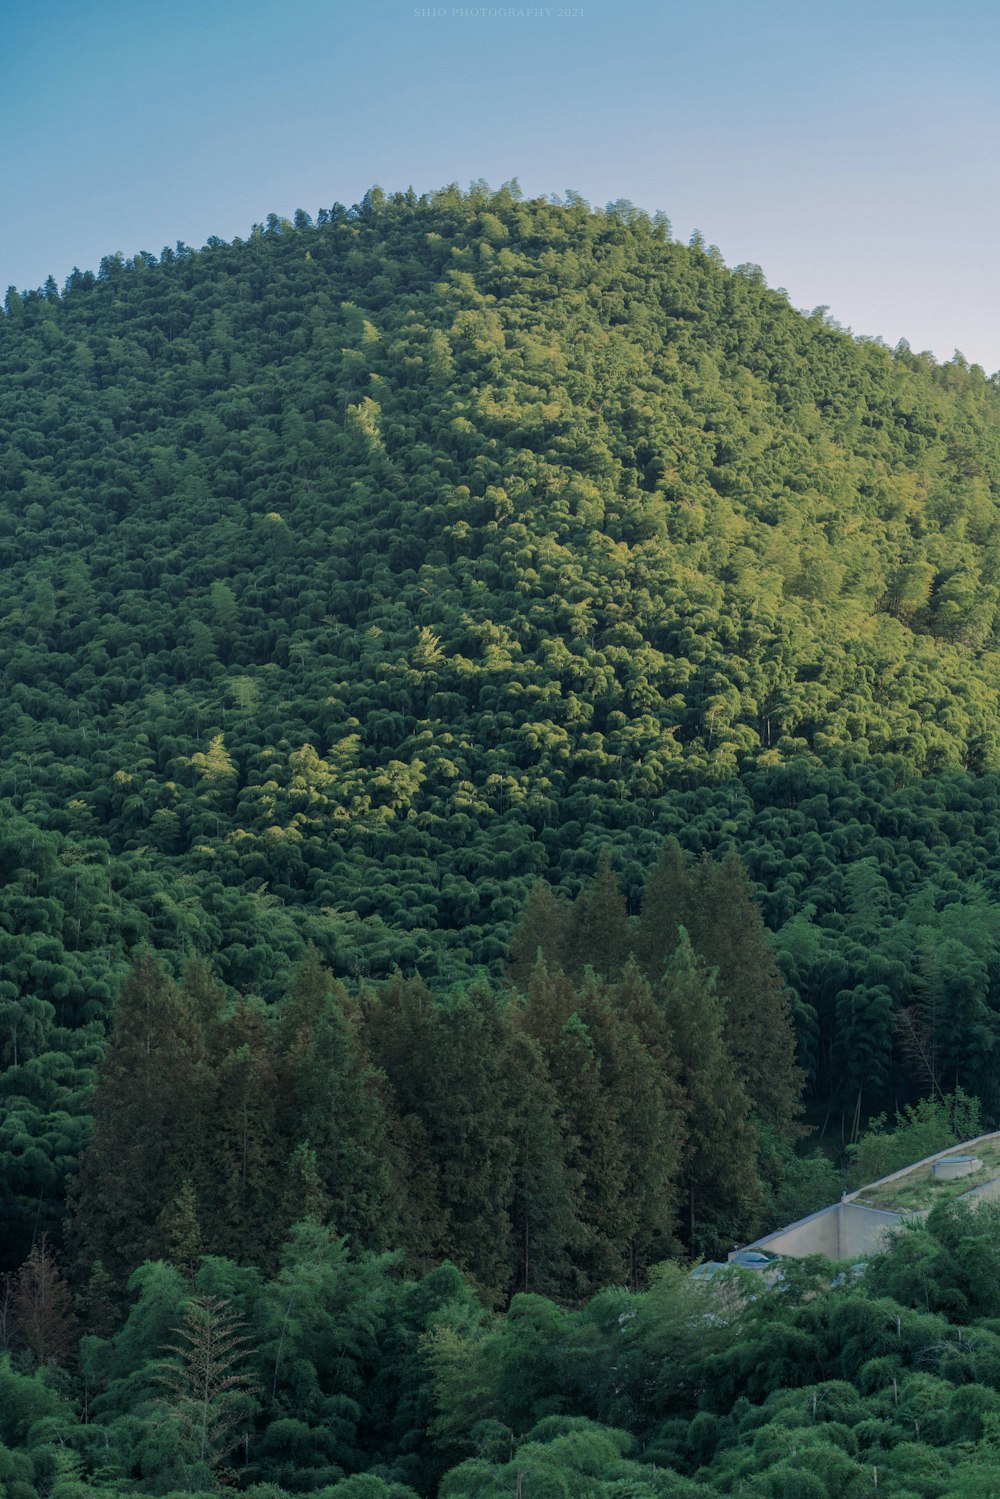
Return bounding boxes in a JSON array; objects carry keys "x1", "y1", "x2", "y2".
[
  {"x1": 738, "y1": 1204, "x2": 841, "y2": 1260},
  {"x1": 839, "y1": 1203, "x2": 908, "y2": 1257},
  {"x1": 733, "y1": 1202, "x2": 910, "y2": 1262},
  {"x1": 962, "y1": 1176, "x2": 1000, "y2": 1207}
]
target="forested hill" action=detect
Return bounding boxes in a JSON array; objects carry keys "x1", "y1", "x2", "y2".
[
  {"x1": 8, "y1": 182, "x2": 1000, "y2": 1495},
  {"x1": 7, "y1": 185, "x2": 1000, "y2": 801},
  {"x1": 5, "y1": 187, "x2": 1000, "y2": 1112}
]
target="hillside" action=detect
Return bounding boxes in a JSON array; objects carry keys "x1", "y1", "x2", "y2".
[
  {"x1": 8, "y1": 190, "x2": 1000, "y2": 806},
  {"x1": 4, "y1": 187, "x2": 1000, "y2": 908},
  {"x1": 7, "y1": 180, "x2": 1000, "y2": 1496},
  {"x1": 5, "y1": 185, "x2": 1000, "y2": 1261}
]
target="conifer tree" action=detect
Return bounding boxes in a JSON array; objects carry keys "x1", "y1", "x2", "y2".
[
  {"x1": 506, "y1": 1025, "x2": 583, "y2": 1299},
  {"x1": 507, "y1": 881, "x2": 571, "y2": 987},
  {"x1": 361, "y1": 973, "x2": 448, "y2": 1272},
  {"x1": 75, "y1": 1258, "x2": 117, "y2": 1340},
  {"x1": 520, "y1": 957, "x2": 677, "y2": 1292},
  {"x1": 566, "y1": 850, "x2": 630, "y2": 979},
  {"x1": 419, "y1": 984, "x2": 521, "y2": 1304},
  {"x1": 276, "y1": 949, "x2": 393, "y2": 1253},
  {"x1": 202, "y1": 997, "x2": 284, "y2": 1265},
  {"x1": 687, "y1": 852, "x2": 803, "y2": 1133},
  {"x1": 658, "y1": 931, "x2": 760, "y2": 1256},
  {"x1": 634, "y1": 836, "x2": 691, "y2": 980},
  {"x1": 604, "y1": 961, "x2": 687, "y2": 1281},
  {"x1": 160, "y1": 1180, "x2": 205, "y2": 1279},
  {"x1": 546, "y1": 1001, "x2": 627, "y2": 1295},
  {"x1": 181, "y1": 957, "x2": 228, "y2": 1034},
  {"x1": 519, "y1": 956, "x2": 579, "y2": 1051},
  {"x1": 280, "y1": 1142, "x2": 332, "y2": 1228},
  {"x1": 67, "y1": 954, "x2": 210, "y2": 1291}
]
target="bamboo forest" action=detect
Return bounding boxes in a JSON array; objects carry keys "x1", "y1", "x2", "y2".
[{"x1": 3, "y1": 184, "x2": 1000, "y2": 1494}]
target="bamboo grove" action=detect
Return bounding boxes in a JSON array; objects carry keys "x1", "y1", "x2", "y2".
[{"x1": 4, "y1": 182, "x2": 1000, "y2": 1493}]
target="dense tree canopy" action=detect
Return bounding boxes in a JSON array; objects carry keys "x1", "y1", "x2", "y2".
[
  {"x1": 2, "y1": 189, "x2": 1000, "y2": 1137},
  {"x1": 1, "y1": 183, "x2": 1000, "y2": 1001},
  {"x1": 3, "y1": 1200, "x2": 1000, "y2": 1496},
  {"x1": 4, "y1": 181, "x2": 1000, "y2": 1490}
]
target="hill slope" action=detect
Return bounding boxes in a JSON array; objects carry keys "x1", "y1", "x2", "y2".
[{"x1": 3, "y1": 184, "x2": 1000, "y2": 1060}]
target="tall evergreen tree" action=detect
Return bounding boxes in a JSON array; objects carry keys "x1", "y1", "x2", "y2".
[
  {"x1": 362, "y1": 974, "x2": 448, "y2": 1274},
  {"x1": 518, "y1": 956, "x2": 579, "y2": 1051},
  {"x1": 604, "y1": 961, "x2": 687, "y2": 1282},
  {"x1": 566, "y1": 850, "x2": 630, "y2": 980},
  {"x1": 159, "y1": 1179, "x2": 205, "y2": 1279},
  {"x1": 419, "y1": 984, "x2": 521, "y2": 1304},
  {"x1": 276, "y1": 949, "x2": 394, "y2": 1254},
  {"x1": 506, "y1": 1024, "x2": 582, "y2": 1300},
  {"x1": 203, "y1": 997, "x2": 284, "y2": 1266},
  {"x1": 67, "y1": 954, "x2": 210, "y2": 1292},
  {"x1": 634, "y1": 836, "x2": 691, "y2": 980},
  {"x1": 546, "y1": 1001, "x2": 627, "y2": 1296},
  {"x1": 507, "y1": 881, "x2": 571, "y2": 987},
  {"x1": 687, "y1": 851, "x2": 803, "y2": 1132},
  {"x1": 658, "y1": 931, "x2": 760, "y2": 1257}
]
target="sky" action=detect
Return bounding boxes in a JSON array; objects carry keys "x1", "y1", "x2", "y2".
[{"x1": 3, "y1": 0, "x2": 999, "y2": 371}]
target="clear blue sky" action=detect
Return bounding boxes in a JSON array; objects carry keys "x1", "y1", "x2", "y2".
[{"x1": 4, "y1": 0, "x2": 999, "y2": 370}]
